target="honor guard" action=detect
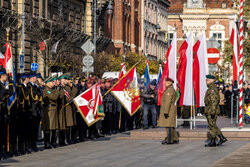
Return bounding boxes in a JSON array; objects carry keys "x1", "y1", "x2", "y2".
[{"x1": 0, "y1": 69, "x2": 9, "y2": 160}]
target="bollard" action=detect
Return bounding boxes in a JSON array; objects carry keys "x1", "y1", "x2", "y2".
[
  {"x1": 231, "y1": 93, "x2": 233, "y2": 124},
  {"x1": 236, "y1": 96, "x2": 239, "y2": 124}
]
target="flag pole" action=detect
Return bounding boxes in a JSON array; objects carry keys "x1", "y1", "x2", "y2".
[
  {"x1": 6, "y1": 27, "x2": 10, "y2": 153},
  {"x1": 103, "y1": 58, "x2": 144, "y2": 97},
  {"x1": 238, "y1": 0, "x2": 244, "y2": 128}
]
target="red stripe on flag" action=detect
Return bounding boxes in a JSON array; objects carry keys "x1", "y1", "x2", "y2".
[
  {"x1": 177, "y1": 41, "x2": 188, "y2": 106},
  {"x1": 193, "y1": 40, "x2": 201, "y2": 107}
]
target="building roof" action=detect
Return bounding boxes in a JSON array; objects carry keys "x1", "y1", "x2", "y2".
[{"x1": 168, "y1": 0, "x2": 234, "y2": 14}]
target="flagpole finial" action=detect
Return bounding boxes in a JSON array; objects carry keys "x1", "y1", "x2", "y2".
[{"x1": 6, "y1": 27, "x2": 10, "y2": 43}]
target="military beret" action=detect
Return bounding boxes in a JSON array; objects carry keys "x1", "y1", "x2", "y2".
[
  {"x1": 21, "y1": 73, "x2": 29, "y2": 79},
  {"x1": 58, "y1": 75, "x2": 68, "y2": 79},
  {"x1": 0, "y1": 69, "x2": 7, "y2": 75},
  {"x1": 51, "y1": 77, "x2": 57, "y2": 82},
  {"x1": 29, "y1": 72, "x2": 36, "y2": 78},
  {"x1": 45, "y1": 77, "x2": 52, "y2": 84},
  {"x1": 165, "y1": 77, "x2": 174, "y2": 83},
  {"x1": 206, "y1": 75, "x2": 215, "y2": 79},
  {"x1": 75, "y1": 76, "x2": 80, "y2": 80}
]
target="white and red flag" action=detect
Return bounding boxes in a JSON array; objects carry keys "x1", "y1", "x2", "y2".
[
  {"x1": 73, "y1": 84, "x2": 104, "y2": 126},
  {"x1": 111, "y1": 67, "x2": 140, "y2": 116},
  {"x1": 118, "y1": 62, "x2": 126, "y2": 79},
  {"x1": 193, "y1": 33, "x2": 209, "y2": 107},
  {"x1": 229, "y1": 22, "x2": 239, "y2": 83},
  {"x1": 157, "y1": 33, "x2": 177, "y2": 105},
  {"x1": 0, "y1": 52, "x2": 4, "y2": 66},
  {"x1": 3, "y1": 43, "x2": 14, "y2": 77},
  {"x1": 177, "y1": 33, "x2": 193, "y2": 106}
]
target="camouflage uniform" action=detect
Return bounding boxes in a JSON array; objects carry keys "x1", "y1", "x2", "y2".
[{"x1": 204, "y1": 82, "x2": 222, "y2": 138}]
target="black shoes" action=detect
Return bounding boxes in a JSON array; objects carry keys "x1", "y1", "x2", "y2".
[
  {"x1": 205, "y1": 137, "x2": 216, "y2": 147},
  {"x1": 143, "y1": 126, "x2": 149, "y2": 130},
  {"x1": 217, "y1": 134, "x2": 228, "y2": 146}
]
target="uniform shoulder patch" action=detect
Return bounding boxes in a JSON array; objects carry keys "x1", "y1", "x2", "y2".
[{"x1": 47, "y1": 90, "x2": 51, "y2": 94}]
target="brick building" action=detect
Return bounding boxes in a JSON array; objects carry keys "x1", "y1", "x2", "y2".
[
  {"x1": 167, "y1": 0, "x2": 238, "y2": 82},
  {"x1": 104, "y1": 0, "x2": 142, "y2": 55}
]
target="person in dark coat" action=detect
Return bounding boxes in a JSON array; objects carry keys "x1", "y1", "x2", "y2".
[
  {"x1": 0, "y1": 69, "x2": 9, "y2": 160},
  {"x1": 224, "y1": 85, "x2": 233, "y2": 117}
]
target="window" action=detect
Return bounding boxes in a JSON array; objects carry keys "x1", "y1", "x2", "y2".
[
  {"x1": 222, "y1": 3, "x2": 227, "y2": 8},
  {"x1": 168, "y1": 33, "x2": 174, "y2": 47}
]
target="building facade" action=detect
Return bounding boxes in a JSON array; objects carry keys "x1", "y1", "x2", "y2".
[{"x1": 141, "y1": 0, "x2": 170, "y2": 60}]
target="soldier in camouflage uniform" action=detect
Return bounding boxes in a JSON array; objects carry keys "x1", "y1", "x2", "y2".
[{"x1": 204, "y1": 75, "x2": 227, "y2": 147}]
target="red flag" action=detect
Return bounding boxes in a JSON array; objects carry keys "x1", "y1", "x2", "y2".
[
  {"x1": 73, "y1": 84, "x2": 103, "y2": 126},
  {"x1": 177, "y1": 33, "x2": 193, "y2": 106},
  {"x1": 193, "y1": 33, "x2": 208, "y2": 108},
  {"x1": 157, "y1": 33, "x2": 177, "y2": 105},
  {"x1": 229, "y1": 22, "x2": 239, "y2": 83},
  {"x1": 111, "y1": 67, "x2": 140, "y2": 116},
  {"x1": 3, "y1": 43, "x2": 13, "y2": 77}
]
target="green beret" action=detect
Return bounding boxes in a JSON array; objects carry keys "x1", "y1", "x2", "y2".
[
  {"x1": 206, "y1": 75, "x2": 215, "y2": 79},
  {"x1": 58, "y1": 75, "x2": 68, "y2": 79},
  {"x1": 51, "y1": 77, "x2": 57, "y2": 82},
  {"x1": 45, "y1": 77, "x2": 52, "y2": 84}
]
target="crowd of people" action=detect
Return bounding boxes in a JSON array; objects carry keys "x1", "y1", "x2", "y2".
[
  {"x1": 0, "y1": 67, "x2": 249, "y2": 159},
  {"x1": 0, "y1": 69, "x2": 146, "y2": 160}
]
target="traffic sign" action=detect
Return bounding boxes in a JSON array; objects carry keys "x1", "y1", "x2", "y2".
[
  {"x1": 207, "y1": 48, "x2": 221, "y2": 64},
  {"x1": 81, "y1": 40, "x2": 95, "y2": 55},
  {"x1": 31, "y1": 63, "x2": 38, "y2": 71},
  {"x1": 83, "y1": 55, "x2": 94, "y2": 67},
  {"x1": 82, "y1": 66, "x2": 94, "y2": 73}
]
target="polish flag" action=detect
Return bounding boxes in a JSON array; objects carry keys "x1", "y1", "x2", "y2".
[
  {"x1": 118, "y1": 62, "x2": 126, "y2": 79},
  {"x1": 229, "y1": 22, "x2": 239, "y2": 83},
  {"x1": 177, "y1": 33, "x2": 193, "y2": 106},
  {"x1": 193, "y1": 33, "x2": 208, "y2": 107},
  {"x1": 157, "y1": 33, "x2": 177, "y2": 105},
  {"x1": 3, "y1": 43, "x2": 13, "y2": 77}
]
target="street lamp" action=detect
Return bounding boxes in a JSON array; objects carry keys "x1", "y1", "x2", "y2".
[{"x1": 106, "y1": 1, "x2": 113, "y2": 15}]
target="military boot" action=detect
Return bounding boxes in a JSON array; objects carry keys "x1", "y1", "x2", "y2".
[
  {"x1": 205, "y1": 137, "x2": 216, "y2": 147},
  {"x1": 51, "y1": 130, "x2": 58, "y2": 148},
  {"x1": 44, "y1": 131, "x2": 52, "y2": 149},
  {"x1": 217, "y1": 134, "x2": 228, "y2": 146}
]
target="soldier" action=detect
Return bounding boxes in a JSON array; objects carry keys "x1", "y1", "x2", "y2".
[
  {"x1": 204, "y1": 75, "x2": 227, "y2": 147},
  {"x1": 27, "y1": 72, "x2": 40, "y2": 152},
  {"x1": 42, "y1": 77, "x2": 62, "y2": 149},
  {"x1": 103, "y1": 78, "x2": 114, "y2": 135},
  {"x1": 158, "y1": 78, "x2": 179, "y2": 145},
  {"x1": 65, "y1": 76, "x2": 78, "y2": 144},
  {"x1": 0, "y1": 69, "x2": 9, "y2": 159},
  {"x1": 58, "y1": 75, "x2": 68, "y2": 146},
  {"x1": 76, "y1": 77, "x2": 88, "y2": 141},
  {"x1": 17, "y1": 73, "x2": 30, "y2": 154}
]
